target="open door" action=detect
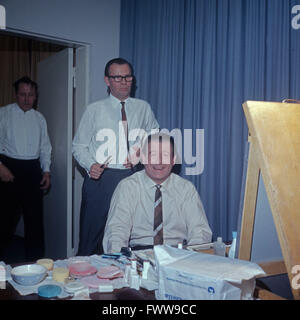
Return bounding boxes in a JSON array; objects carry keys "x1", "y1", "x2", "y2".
[{"x1": 37, "y1": 48, "x2": 73, "y2": 260}]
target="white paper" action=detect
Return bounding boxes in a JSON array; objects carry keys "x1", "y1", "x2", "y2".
[{"x1": 154, "y1": 245, "x2": 265, "y2": 300}]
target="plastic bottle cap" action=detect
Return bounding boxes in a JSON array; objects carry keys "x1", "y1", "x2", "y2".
[
  {"x1": 217, "y1": 237, "x2": 222, "y2": 242},
  {"x1": 131, "y1": 259, "x2": 137, "y2": 270},
  {"x1": 142, "y1": 261, "x2": 150, "y2": 279},
  {"x1": 130, "y1": 273, "x2": 140, "y2": 290}
]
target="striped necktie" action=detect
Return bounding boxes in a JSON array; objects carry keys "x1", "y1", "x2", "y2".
[
  {"x1": 120, "y1": 101, "x2": 129, "y2": 152},
  {"x1": 154, "y1": 184, "x2": 163, "y2": 245}
]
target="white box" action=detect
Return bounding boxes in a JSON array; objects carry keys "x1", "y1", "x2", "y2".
[{"x1": 154, "y1": 245, "x2": 265, "y2": 300}]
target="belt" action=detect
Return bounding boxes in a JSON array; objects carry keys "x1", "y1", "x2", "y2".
[{"x1": 0, "y1": 154, "x2": 39, "y2": 162}]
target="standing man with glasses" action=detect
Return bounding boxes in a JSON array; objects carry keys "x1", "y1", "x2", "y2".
[{"x1": 73, "y1": 58, "x2": 159, "y2": 255}]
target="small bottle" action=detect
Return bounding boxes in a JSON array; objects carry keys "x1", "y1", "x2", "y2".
[
  {"x1": 124, "y1": 264, "x2": 131, "y2": 284},
  {"x1": 213, "y1": 237, "x2": 226, "y2": 256},
  {"x1": 142, "y1": 261, "x2": 150, "y2": 280},
  {"x1": 130, "y1": 259, "x2": 137, "y2": 271},
  {"x1": 228, "y1": 231, "x2": 237, "y2": 259},
  {"x1": 130, "y1": 273, "x2": 140, "y2": 290},
  {"x1": 129, "y1": 259, "x2": 140, "y2": 290}
]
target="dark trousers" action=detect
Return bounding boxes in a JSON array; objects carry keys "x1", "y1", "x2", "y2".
[
  {"x1": 77, "y1": 168, "x2": 134, "y2": 256},
  {"x1": 0, "y1": 156, "x2": 45, "y2": 262}
]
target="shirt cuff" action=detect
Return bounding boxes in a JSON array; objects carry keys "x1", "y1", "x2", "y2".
[{"x1": 41, "y1": 162, "x2": 51, "y2": 173}]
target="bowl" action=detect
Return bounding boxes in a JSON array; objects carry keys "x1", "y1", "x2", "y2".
[{"x1": 11, "y1": 264, "x2": 47, "y2": 286}]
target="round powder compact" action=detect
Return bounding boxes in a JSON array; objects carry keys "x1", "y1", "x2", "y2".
[
  {"x1": 64, "y1": 281, "x2": 86, "y2": 294},
  {"x1": 80, "y1": 275, "x2": 110, "y2": 289},
  {"x1": 68, "y1": 262, "x2": 97, "y2": 278},
  {"x1": 38, "y1": 284, "x2": 62, "y2": 298},
  {"x1": 36, "y1": 258, "x2": 54, "y2": 271},
  {"x1": 97, "y1": 265, "x2": 124, "y2": 279}
]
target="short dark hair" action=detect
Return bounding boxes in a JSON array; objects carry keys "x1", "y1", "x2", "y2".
[
  {"x1": 104, "y1": 58, "x2": 136, "y2": 96},
  {"x1": 104, "y1": 58, "x2": 134, "y2": 77},
  {"x1": 13, "y1": 76, "x2": 38, "y2": 94},
  {"x1": 142, "y1": 132, "x2": 176, "y2": 159}
]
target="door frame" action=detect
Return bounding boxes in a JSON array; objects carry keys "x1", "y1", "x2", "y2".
[{"x1": 0, "y1": 26, "x2": 90, "y2": 49}]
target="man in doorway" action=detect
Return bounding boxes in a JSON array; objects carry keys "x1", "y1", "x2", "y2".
[
  {"x1": 72, "y1": 57, "x2": 159, "y2": 255},
  {"x1": 0, "y1": 76, "x2": 52, "y2": 262},
  {"x1": 103, "y1": 132, "x2": 212, "y2": 253}
]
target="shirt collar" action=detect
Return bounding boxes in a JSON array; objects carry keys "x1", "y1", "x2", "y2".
[
  {"x1": 109, "y1": 94, "x2": 130, "y2": 107},
  {"x1": 141, "y1": 169, "x2": 172, "y2": 191},
  {"x1": 13, "y1": 103, "x2": 34, "y2": 114}
]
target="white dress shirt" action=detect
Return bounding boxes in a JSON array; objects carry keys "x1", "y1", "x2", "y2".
[
  {"x1": 103, "y1": 170, "x2": 212, "y2": 253},
  {"x1": 0, "y1": 103, "x2": 52, "y2": 172},
  {"x1": 72, "y1": 95, "x2": 159, "y2": 171}
]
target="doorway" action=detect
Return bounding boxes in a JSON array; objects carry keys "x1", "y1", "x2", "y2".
[
  {"x1": 0, "y1": 30, "x2": 89, "y2": 261},
  {"x1": 0, "y1": 33, "x2": 65, "y2": 106}
]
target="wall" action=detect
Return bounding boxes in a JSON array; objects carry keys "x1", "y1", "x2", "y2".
[
  {"x1": 0, "y1": 0, "x2": 121, "y2": 103},
  {"x1": 251, "y1": 175, "x2": 283, "y2": 263}
]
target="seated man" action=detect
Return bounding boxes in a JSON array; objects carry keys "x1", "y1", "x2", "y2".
[{"x1": 103, "y1": 132, "x2": 212, "y2": 253}]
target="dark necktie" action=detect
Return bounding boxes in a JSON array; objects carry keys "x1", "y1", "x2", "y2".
[
  {"x1": 120, "y1": 101, "x2": 129, "y2": 152},
  {"x1": 154, "y1": 185, "x2": 163, "y2": 245}
]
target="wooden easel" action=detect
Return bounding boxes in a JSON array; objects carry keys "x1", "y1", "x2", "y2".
[{"x1": 238, "y1": 100, "x2": 300, "y2": 300}]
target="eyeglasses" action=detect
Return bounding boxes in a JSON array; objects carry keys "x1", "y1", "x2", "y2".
[{"x1": 108, "y1": 75, "x2": 133, "y2": 82}]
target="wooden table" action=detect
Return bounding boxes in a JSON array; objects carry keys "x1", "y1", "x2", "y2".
[
  {"x1": 0, "y1": 279, "x2": 286, "y2": 301},
  {"x1": 0, "y1": 281, "x2": 155, "y2": 300},
  {"x1": 0, "y1": 258, "x2": 156, "y2": 301},
  {"x1": 0, "y1": 253, "x2": 287, "y2": 300}
]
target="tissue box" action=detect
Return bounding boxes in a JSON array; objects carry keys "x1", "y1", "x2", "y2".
[{"x1": 154, "y1": 245, "x2": 265, "y2": 300}]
